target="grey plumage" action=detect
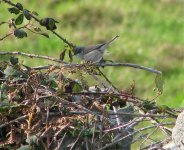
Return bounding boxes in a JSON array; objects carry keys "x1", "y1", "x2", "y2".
[{"x1": 73, "y1": 35, "x2": 119, "y2": 63}]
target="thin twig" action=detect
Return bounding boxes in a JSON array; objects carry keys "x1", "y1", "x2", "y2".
[
  {"x1": 61, "y1": 111, "x2": 170, "y2": 118},
  {"x1": 101, "y1": 62, "x2": 162, "y2": 74},
  {"x1": 99, "y1": 122, "x2": 173, "y2": 150},
  {"x1": 51, "y1": 31, "x2": 75, "y2": 48},
  {"x1": 2, "y1": 0, "x2": 17, "y2": 7},
  {"x1": 0, "y1": 32, "x2": 12, "y2": 41},
  {"x1": 97, "y1": 68, "x2": 119, "y2": 91},
  {"x1": 0, "y1": 51, "x2": 67, "y2": 63},
  {"x1": 57, "y1": 132, "x2": 67, "y2": 150},
  {"x1": 67, "y1": 91, "x2": 144, "y2": 102},
  {"x1": 0, "y1": 115, "x2": 28, "y2": 128},
  {"x1": 137, "y1": 107, "x2": 172, "y2": 136},
  {"x1": 69, "y1": 128, "x2": 85, "y2": 150},
  {"x1": 46, "y1": 104, "x2": 50, "y2": 149}
]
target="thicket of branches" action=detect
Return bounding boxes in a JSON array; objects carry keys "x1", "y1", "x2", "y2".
[{"x1": 0, "y1": 0, "x2": 179, "y2": 149}]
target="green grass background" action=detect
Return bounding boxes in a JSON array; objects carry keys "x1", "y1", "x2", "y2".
[{"x1": 1, "y1": 0, "x2": 184, "y2": 107}]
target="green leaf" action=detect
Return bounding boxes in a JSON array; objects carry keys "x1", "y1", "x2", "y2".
[
  {"x1": 44, "y1": 74, "x2": 58, "y2": 89},
  {"x1": 23, "y1": 9, "x2": 31, "y2": 20},
  {"x1": 14, "y1": 29, "x2": 27, "y2": 39},
  {"x1": 15, "y1": 14, "x2": 24, "y2": 25},
  {"x1": 59, "y1": 49, "x2": 66, "y2": 61},
  {"x1": 83, "y1": 129, "x2": 93, "y2": 137},
  {"x1": 48, "y1": 18, "x2": 57, "y2": 30},
  {"x1": 69, "y1": 50, "x2": 73, "y2": 62},
  {"x1": 16, "y1": 2, "x2": 23, "y2": 10},
  {"x1": 4, "y1": 66, "x2": 16, "y2": 78},
  {"x1": 142, "y1": 101, "x2": 156, "y2": 110},
  {"x1": 40, "y1": 18, "x2": 58, "y2": 30},
  {"x1": 8, "y1": 7, "x2": 20, "y2": 14},
  {"x1": 72, "y1": 82, "x2": 83, "y2": 92},
  {"x1": 155, "y1": 74, "x2": 164, "y2": 93},
  {"x1": 0, "y1": 84, "x2": 7, "y2": 101},
  {"x1": 10, "y1": 56, "x2": 19, "y2": 65},
  {"x1": 39, "y1": 32, "x2": 49, "y2": 38}
]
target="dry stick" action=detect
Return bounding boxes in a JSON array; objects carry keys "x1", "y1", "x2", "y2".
[
  {"x1": 112, "y1": 106, "x2": 121, "y2": 131},
  {"x1": 85, "y1": 137, "x2": 90, "y2": 150},
  {"x1": 139, "y1": 119, "x2": 165, "y2": 149},
  {"x1": 127, "y1": 133, "x2": 149, "y2": 148},
  {"x1": 69, "y1": 111, "x2": 169, "y2": 118},
  {"x1": 91, "y1": 121, "x2": 96, "y2": 147},
  {"x1": 0, "y1": 115, "x2": 28, "y2": 128},
  {"x1": 68, "y1": 91, "x2": 144, "y2": 102},
  {"x1": 101, "y1": 62, "x2": 162, "y2": 74},
  {"x1": 69, "y1": 128, "x2": 85, "y2": 150},
  {"x1": 0, "y1": 51, "x2": 67, "y2": 64},
  {"x1": 99, "y1": 122, "x2": 173, "y2": 150},
  {"x1": 104, "y1": 119, "x2": 135, "y2": 132},
  {"x1": 99, "y1": 107, "x2": 106, "y2": 149},
  {"x1": 46, "y1": 105, "x2": 50, "y2": 150},
  {"x1": 57, "y1": 132, "x2": 67, "y2": 150},
  {"x1": 138, "y1": 107, "x2": 172, "y2": 136},
  {"x1": 141, "y1": 136, "x2": 171, "y2": 150}
]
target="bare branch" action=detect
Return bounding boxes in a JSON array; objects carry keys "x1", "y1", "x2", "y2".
[
  {"x1": 0, "y1": 51, "x2": 67, "y2": 63},
  {"x1": 0, "y1": 115, "x2": 28, "y2": 129},
  {"x1": 101, "y1": 62, "x2": 162, "y2": 74}
]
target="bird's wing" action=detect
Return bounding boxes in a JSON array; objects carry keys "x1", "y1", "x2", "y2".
[
  {"x1": 83, "y1": 43, "x2": 105, "y2": 54},
  {"x1": 82, "y1": 36, "x2": 119, "y2": 54},
  {"x1": 83, "y1": 50, "x2": 103, "y2": 63}
]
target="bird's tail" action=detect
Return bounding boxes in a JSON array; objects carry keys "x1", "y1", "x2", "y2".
[{"x1": 105, "y1": 35, "x2": 119, "y2": 46}]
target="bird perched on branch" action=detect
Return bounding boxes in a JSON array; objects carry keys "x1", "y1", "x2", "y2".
[{"x1": 73, "y1": 35, "x2": 119, "y2": 63}]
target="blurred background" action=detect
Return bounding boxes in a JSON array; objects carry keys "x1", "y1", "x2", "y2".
[{"x1": 1, "y1": 0, "x2": 184, "y2": 107}]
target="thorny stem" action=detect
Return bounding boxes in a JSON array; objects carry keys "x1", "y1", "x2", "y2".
[{"x1": 2, "y1": 0, "x2": 75, "y2": 47}]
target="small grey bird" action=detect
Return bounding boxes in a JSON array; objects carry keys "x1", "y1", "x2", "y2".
[{"x1": 73, "y1": 35, "x2": 119, "y2": 63}]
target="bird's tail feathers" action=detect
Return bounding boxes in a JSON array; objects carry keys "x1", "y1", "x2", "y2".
[{"x1": 105, "y1": 35, "x2": 119, "y2": 45}]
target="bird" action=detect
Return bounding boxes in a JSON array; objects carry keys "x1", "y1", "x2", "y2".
[{"x1": 73, "y1": 35, "x2": 119, "y2": 63}]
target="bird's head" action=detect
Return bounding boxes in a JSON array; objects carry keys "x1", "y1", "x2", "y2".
[{"x1": 73, "y1": 46, "x2": 84, "y2": 55}]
